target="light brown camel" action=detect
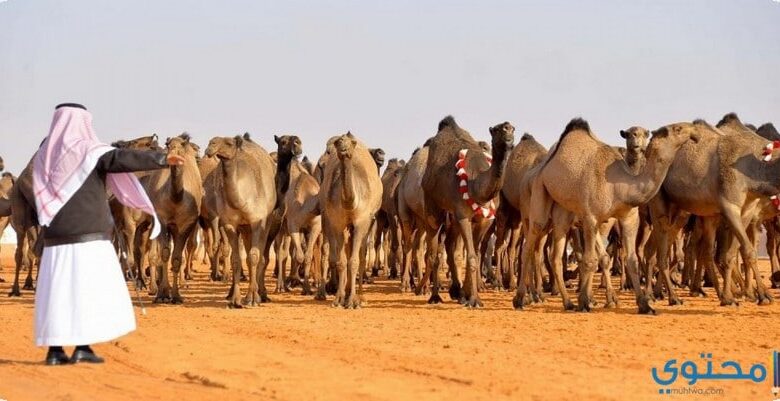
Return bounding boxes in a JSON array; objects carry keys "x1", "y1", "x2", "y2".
[
  {"x1": 496, "y1": 133, "x2": 548, "y2": 291},
  {"x1": 284, "y1": 157, "x2": 322, "y2": 296},
  {"x1": 8, "y1": 159, "x2": 40, "y2": 297},
  {"x1": 0, "y1": 172, "x2": 14, "y2": 282},
  {"x1": 108, "y1": 134, "x2": 161, "y2": 288},
  {"x1": 648, "y1": 114, "x2": 776, "y2": 306},
  {"x1": 516, "y1": 118, "x2": 699, "y2": 313},
  {"x1": 319, "y1": 132, "x2": 382, "y2": 308},
  {"x1": 421, "y1": 116, "x2": 515, "y2": 307},
  {"x1": 198, "y1": 153, "x2": 227, "y2": 281},
  {"x1": 375, "y1": 158, "x2": 405, "y2": 281},
  {"x1": 205, "y1": 133, "x2": 277, "y2": 307},
  {"x1": 397, "y1": 145, "x2": 435, "y2": 294},
  {"x1": 144, "y1": 133, "x2": 203, "y2": 304}
]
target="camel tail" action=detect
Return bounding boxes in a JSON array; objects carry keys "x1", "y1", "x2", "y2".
[{"x1": 542, "y1": 117, "x2": 590, "y2": 168}]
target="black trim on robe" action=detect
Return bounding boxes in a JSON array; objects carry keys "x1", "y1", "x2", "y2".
[{"x1": 42, "y1": 149, "x2": 168, "y2": 246}]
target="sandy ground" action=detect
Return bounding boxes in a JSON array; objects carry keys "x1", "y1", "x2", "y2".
[{"x1": 0, "y1": 246, "x2": 778, "y2": 401}]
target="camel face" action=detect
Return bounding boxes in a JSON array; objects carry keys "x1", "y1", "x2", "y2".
[
  {"x1": 112, "y1": 133, "x2": 161, "y2": 151},
  {"x1": 334, "y1": 134, "x2": 357, "y2": 160},
  {"x1": 620, "y1": 127, "x2": 649, "y2": 154},
  {"x1": 651, "y1": 123, "x2": 701, "y2": 147},
  {"x1": 489, "y1": 121, "x2": 515, "y2": 150},
  {"x1": 274, "y1": 135, "x2": 303, "y2": 159},
  {"x1": 205, "y1": 136, "x2": 241, "y2": 160},
  {"x1": 369, "y1": 148, "x2": 386, "y2": 168},
  {"x1": 165, "y1": 134, "x2": 197, "y2": 158}
]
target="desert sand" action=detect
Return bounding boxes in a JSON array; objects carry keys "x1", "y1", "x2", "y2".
[{"x1": 0, "y1": 246, "x2": 777, "y2": 401}]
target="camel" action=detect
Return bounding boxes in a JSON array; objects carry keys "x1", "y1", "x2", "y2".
[
  {"x1": 374, "y1": 158, "x2": 405, "y2": 282},
  {"x1": 270, "y1": 134, "x2": 303, "y2": 293},
  {"x1": 0, "y1": 172, "x2": 14, "y2": 282},
  {"x1": 516, "y1": 118, "x2": 699, "y2": 313},
  {"x1": 648, "y1": 113, "x2": 776, "y2": 306},
  {"x1": 756, "y1": 123, "x2": 780, "y2": 141},
  {"x1": 319, "y1": 132, "x2": 382, "y2": 308},
  {"x1": 8, "y1": 159, "x2": 40, "y2": 297},
  {"x1": 205, "y1": 133, "x2": 276, "y2": 307},
  {"x1": 421, "y1": 117, "x2": 515, "y2": 307},
  {"x1": 496, "y1": 133, "x2": 548, "y2": 290},
  {"x1": 144, "y1": 133, "x2": 203, "y2": 304},
  {"x1": 198, "y1": 153, "x2": 228, "y2": 281},
  {"x1": 284, "y1": 156, "x2": 322, "y2": 296},
  {"x1": 109, "y1": 134, "x2": 161, "y2": 287},
  {"x1": 397, "y1": 145, "x2": 435, "y2": 294}
]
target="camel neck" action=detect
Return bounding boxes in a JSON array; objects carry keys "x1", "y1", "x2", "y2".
[
  {"x1": 339, "y1": 157, "x2": 356, "y2": 209},
  {"x1": 170, "y1": 164, "x2": 185, "y2": 203},
  {"x1": 221, "y1": 155, "x2": 248, "y2": 210},
  {"x1": 470, "y1": 143, "x2": 509, "y2": 204},
  {"x1": 625, "y1": 143, "x2": 673, "y2": 206}
]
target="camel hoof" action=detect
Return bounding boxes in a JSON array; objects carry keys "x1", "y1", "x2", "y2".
[
  {"x1": 331, "y1": 296, "x2": 345, "y2": 308},
  {"x1": 758, "y1": 293, "x2": 773, "y2": 305},
  {"x1": 604, "y1": 301, "x2": 618, "y2": 309},
  {"x1": 563, "y1": 301, "x2": 576, "y2": 311},
  {"x1": 463, "y1": 296, "x2": 483, "y2": 308},
  {"x1": 314, "y1": 288, "x2": 327, "y2": 301},
  {"x1": 448, "y1": 282, "x2": 461, "y2": 301},
  {"x1": 512, "y1": 294, "x2": 526, "y2": 310},
  {"x1": 744, "y1": 292, "x2": 757, "y2": 303},
  {"x1": 576, "y1": 303, "x2": 591, "y2": 312},
  {"x1": 653, "y1": 291, "x2": 664, "y2": 301},
  {"x1": 325, "y1": 281, "x2": 338, "y2": 295},
  {"x1": 171, "y1": 295, "x2": 184, "y2": 305},
  {"x1": 285, "y1": 277, "x2": 302, "y2": 288},
  {"x1": 719, "y1": 298, "x2": 739, "y2": 307},
  {"x1": 22, "y1": 283, "x2": 35, "y2": 291},
  {"x1": 388, "y1": 267, "x2": 398, "y2": 280},
  {"x1": 260, "y1": 293, "x2": 271, "y2": 303},
  {"x1": 400, "y1": 280, "x2": 411, "y2": 293},
  {"x1": 210, "y1": 272, "x2": 223, "y2": 282},
  {"x1": 531, "y1": 292, "x2": 545, "y2": 304},
  {"x1": 427, "y1": 294, "x2": 443, "y2": 304},
  {"x1": 668, "y1": 297, "x2": 683, "y2": 306},
  {"x1": 345, "y1": 297, "x2": 361, "y2": 309},
  {"x1": 153, "y1": 296, "x2": 170, "y2": 304},
  {"x1": 8, "y1": 288, "x2": 21, "y2": 297},
  {"x1": 371, "y1": 267, "x2": 380, "y2": 277},
  {"x1": 689, "y1": 288, "x2": 706, "y2": 297},
  {"x1": 227, "y1": 301, "x2": 243, "y2": 309},
  {"x1": 301, "y1": 287, "x2": 314, "y2": 296}
]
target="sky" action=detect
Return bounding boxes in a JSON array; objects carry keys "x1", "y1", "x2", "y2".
[{"x1": 1, "y1": 0, "x2": 779, "y2": 175}]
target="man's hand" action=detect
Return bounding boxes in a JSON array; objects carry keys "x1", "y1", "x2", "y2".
[{"x1": 166, "y1": 154, "x2": 185, "y2": 166}]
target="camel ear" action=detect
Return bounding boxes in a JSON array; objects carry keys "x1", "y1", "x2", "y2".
[
  {"x1": 165, "y1": 137, "x2": 172, "y2": 147},
  {"x1": 234, "y1": 135, "x2": 244, "y2": 149},
  {"x1": 274, "y1": 135, "x2": 281, "y2": 144},
  {"x1": 151, "y1": 133, "x2": 158, "y2": 142},
  {"x1": 346, "y1": 131, "x2": 355, "y2": 139},
  {"x1": 619, "y1": 130, "x2": 628, "y2": 139}
]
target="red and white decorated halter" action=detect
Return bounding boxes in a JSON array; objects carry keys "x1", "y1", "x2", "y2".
[
  {"x1": 455, "y1": 149, "x2": 496, "y2": 219},
  {"x1": 763, "y1": 141, "x2": 780, "y2": 211},
  {"x1": 762, "y1": 140, "x2": 780, "y2": 162}
]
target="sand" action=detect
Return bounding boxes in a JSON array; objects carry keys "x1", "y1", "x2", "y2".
[{"x1": 0, "y1": 246, "x2": 778, "y2": 401}]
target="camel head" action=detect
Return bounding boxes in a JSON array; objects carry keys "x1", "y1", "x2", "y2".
[
  {"x1": 205, "y1": 135, "x2": 243, "y2": 160},
  {"x1": 274, "y1": 135, "x2": 303, "y2": 159},
  {"x1": 478, "y1": 141, "x2": 491, "y2": 153},
  {"x1": 111, "y1": 133, "x2": 161, "y2": 151},
  {"x1": 0, "y1": 172, "x2": 14, "y2": 195},
  {"x1": 165, "y1": 132, "x2": 197, "y2": 159},
  {"x1": 334, "y1": 132, "x2": 358, "y2": 161},
  {"x1": 369, "y1": 147, "x2": 385, "y2": 169},
  {"x1": 619, "y1": 127, "x2": 650, "y2": 155},
  {"x1": 648, "y1": 122, "x2": 702, "y2": 162},
  {"x1": 488, "y1": 121, "x2": 515, "y2": 151}
]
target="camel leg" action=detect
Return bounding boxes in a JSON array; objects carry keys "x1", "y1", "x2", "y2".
[
  {"x1": 453, "y1": 217, "x2": 482, "y2": 308},
  {"x1": 301, "y1": 219, "x2": 321, "y2": 296},
  {"x1": 153, "y1": 227, "x2": 173, "y2": 303},
  {"x1": 256, "y1": 221, "x2": 273, "y2": 304},
  {"x1": 766, "y1": 220, "x2": 780, "y2": 289},
  {"x1": 275, "y1": 231, "x2": 292, "y2": 293},
  {"x1": 720, "y1": 203, "x2": 771, "y2": 305},
  {"x1": 400, "y1": 224, "x2": 413, "y2": 293},
  {"x1": 619, "y1": 210, "x2": 654, "y2": 314},
  {"x1": 222, "y1": 225, "x2": 243, "y2": 308},
  {"x1": 576, "y1": 217, "x2": 600, "y2": 312},
  {"x1": 506, "y1": 225, "x2": 521, "y2": 291},
  {"x1": 346, "y1": 219, "x2": 371, "y2": 309},
  {"x1": 550, "y1": 207, "x2": 574, "y2": 310},
  {"x1": 425, "y1": 225, "x2": 444, "y2": 304},
  {"x1": 414, "y1": 229, "x2": 429, "y2": 295},
  {"x1": 8, "y1": 230, "x2": 27, "y2": 297},
  {"x1": 329, "y1": 227, "x2": 348, "y2": 308},
  {"x1": 445, "y1": 227, "x2": 465, "y2": 302},
  {"x1": 170, "y1": 225, "x2": 194, "y2": 304},
  {"x1": 595, "y1": 232, "x2": 618, "y2": 307}
]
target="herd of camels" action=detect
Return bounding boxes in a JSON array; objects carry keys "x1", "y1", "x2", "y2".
[{"x1": 2, "y1": 112, "x2": 780, "y2": 314}]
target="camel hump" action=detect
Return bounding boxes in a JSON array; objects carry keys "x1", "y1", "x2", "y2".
[
  {"x1": 716, "y1": 112, "x2": 741, "y2": 128},
  {"x1": 757, "y1": 123, "x2": 780, "y2": 141},
  {"x1": 520, "y1": 133, "x2": 535, "y2": 141},
  {"x1": 438, "y1": 115, "x2": 459, "y2": 132},
  {"x1": 542, "y1": 117, "x2": 591, "y2": 168}
]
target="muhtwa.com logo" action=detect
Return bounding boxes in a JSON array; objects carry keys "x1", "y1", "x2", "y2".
[{"x1": 651, "y1": 351, "x2": 780, "y2": 397}]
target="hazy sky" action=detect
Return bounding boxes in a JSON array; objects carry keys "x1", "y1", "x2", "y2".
[{"x1": 1, "y1": 0, "x2": 779, "y2": 174}]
